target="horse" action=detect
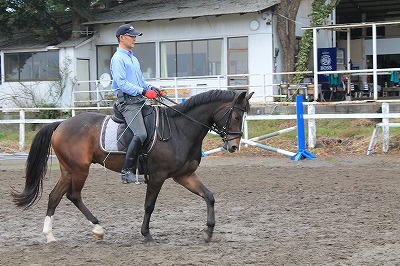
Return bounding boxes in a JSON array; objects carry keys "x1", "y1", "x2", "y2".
[{"x1": 12, "y1": 89, "x2": 253, "y2": 244}]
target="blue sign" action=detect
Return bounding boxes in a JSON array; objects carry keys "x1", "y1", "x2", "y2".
[{"x1": 318, "y1": 48, "x2": 338, "y2": 71}]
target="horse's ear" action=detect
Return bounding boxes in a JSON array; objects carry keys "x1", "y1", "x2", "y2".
[
  {"x1": 246, "y1": 92, "x2": 254, "y2": 101},
  {"x1": 236, "y1": 91, "x2": 254, "y2": 104},
  {"x1": 236, "y1": 91, "x2": 247, "y2": 104}
]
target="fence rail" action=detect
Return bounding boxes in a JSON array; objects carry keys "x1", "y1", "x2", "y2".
[{"x1": 1, "y1": 102, "x2": 399, "y2": 153}]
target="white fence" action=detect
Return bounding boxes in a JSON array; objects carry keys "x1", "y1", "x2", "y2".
[
  {"x1": 71, "y1": 67, "x2": 400, "y2": 108},
  {"x1": 1, "y1": 102, "x2": 400, "y2": 154}
]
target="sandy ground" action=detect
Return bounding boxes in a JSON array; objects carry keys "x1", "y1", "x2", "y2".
[{"x1": 1, "y1": 154, "x2": 400, "y2": 265}]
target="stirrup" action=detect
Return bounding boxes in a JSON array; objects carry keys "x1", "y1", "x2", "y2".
[{"x1": 121, "y1": 170, "x2": 145, "y2": 184}]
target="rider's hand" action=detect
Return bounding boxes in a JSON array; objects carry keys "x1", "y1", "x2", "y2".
[
  {"x1": 152, "y1": 87, "x2": 165, "y2": 96},
  {"x1": 144, "y1": 89, "x2": 157, "y2": 99}
]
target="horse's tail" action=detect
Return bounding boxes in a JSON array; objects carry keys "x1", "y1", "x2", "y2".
[{"x1": 12, "y1": 121, "x2": 62, "y2": 208}]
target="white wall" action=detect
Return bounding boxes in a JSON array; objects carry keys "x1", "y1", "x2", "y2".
[
  {"x1": 364, "y1": 37, "x2": 400, "y2": 55},
  {"x1": 0, "y1": 47, "x2": 72, "y2": 108},
  {"x1": 93, "y1": 13, "x2": 276, "y2": 102}
]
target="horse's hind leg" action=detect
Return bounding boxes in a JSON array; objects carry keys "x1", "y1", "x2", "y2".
[
  {"x1": 43, "y1": 165, "x2": 104, "y2": 243},
  {"x1": 173, "y1": 173, "x2": 215, "y2": 242},
  {"x1": 65, "y1": 169, "x2": 104, "y2": 240},
  {"x1": 43, "y1": 167, "x2": 72, "y2": 243}
]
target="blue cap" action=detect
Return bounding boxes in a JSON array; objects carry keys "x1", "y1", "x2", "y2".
[{"x1": 116, "y1": 24, "x2": 143, "y2": 37}]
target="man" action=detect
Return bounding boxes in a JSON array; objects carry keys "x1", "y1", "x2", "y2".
[{"x1": 110, "y1": 24, "x2": 159, "y2": 184}]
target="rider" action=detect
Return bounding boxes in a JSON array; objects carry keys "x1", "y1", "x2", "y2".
[{"x1": 110, "y1": 24, "x2": 159, "y2": 184}]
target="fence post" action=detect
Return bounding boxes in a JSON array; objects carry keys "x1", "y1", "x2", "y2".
[
  {"x1": 96, "y1": 82, "x2": 100, "y2": 108},
  {"x1": 19, "y1": 110, "x2": 25, "y2": 151},
  {"x1": 291, "y1": 95, "x2": 316, "y2": 161},
  {"x1": 243, "y1": 115, "x2": 248, "y2": 140},
  {"x1": 382, "y1": 102, "x2": 389, "y2": 152},
  {"x1": 307, "y1": 103, "x2": 316, "y2": 148},
  {"x1": 72, "y1": 83, "x2": 76, "y2": 117}
]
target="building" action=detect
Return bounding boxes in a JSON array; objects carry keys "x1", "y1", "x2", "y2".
[{"x1": 2, "y1": 0, "x2": 399, "y2": 108}]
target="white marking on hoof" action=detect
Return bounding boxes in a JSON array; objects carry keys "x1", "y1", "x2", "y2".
[
  {"x1": 91, "y1": 224, "x2": 104, "y2": 240},
  {"x1": 43, "y1": 216, "x2": 56, "y2": 243}
]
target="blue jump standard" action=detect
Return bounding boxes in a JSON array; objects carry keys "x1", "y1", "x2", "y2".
[{"x1": 291, "y1": 95, "x2": 317, "y2": 161}]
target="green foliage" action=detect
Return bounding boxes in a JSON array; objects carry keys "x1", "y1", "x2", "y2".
[
  {"x1": 247, "y1": 118, "x2": 380, "y2": 141},
  {"x1": 37, "y1": 103, "x2": 61, "y2": 119},
  {"x1": 0, "y1": 0, "x2": 122, "y2": 41},
  {"x1": 292, "y1": 0, "x2": 340, "y2": 84},
  {"x1": 247, "y1": 120, "x2": 298, "y2": 139},
  {"x1": 0, "y1": 0, "x2": 62, "y2": 42}
]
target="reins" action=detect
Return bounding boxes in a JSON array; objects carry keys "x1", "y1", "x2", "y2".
[
  {"x1": 154, "y1": 94, "x2": 245, "y2": 141},
  {"x1": 154, "y1": 96, "x2": 224, "y2": 137}
]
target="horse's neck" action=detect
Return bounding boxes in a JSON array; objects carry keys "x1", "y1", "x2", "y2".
[{"x1": 173, "y1": 103, "x2": 219, "y2": 139}]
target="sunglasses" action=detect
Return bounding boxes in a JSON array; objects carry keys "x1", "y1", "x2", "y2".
[{"x1": 123, "y1": 34, "x2": 137, "y2": 38}]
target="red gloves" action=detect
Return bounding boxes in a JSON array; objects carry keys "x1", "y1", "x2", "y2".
[
  {"x1": 152, "y1": 87, "x2": 165, "y2": 96},
  {"x1": 144, "y1": 89, "x2": 157, "y2": 99}
]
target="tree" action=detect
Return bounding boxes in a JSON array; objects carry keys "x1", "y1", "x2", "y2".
[
  {"x1": 0, "y1": 0, "x2": 131, "y2": 42},
  {"x1": 292, "y1": 0, "x2": 339, "y2": 84},
  {"x1": 276, "y1": 0, "x2": 340, "y2": 83},
  {"x1": 275, "y1": 0, "x2": 302, "y2": 83}
]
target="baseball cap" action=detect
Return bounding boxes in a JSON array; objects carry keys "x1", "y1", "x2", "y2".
[{"x1": 116, "y1": 24, "x2": 143, "y2": 37}]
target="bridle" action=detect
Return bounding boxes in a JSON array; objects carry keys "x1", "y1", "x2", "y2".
[
  {"x1": 212, "y1": 104, "x2": 247, "y2": 143},
  {"x1": 154, "y1": 95, "x2": 247, "y2": 144}
]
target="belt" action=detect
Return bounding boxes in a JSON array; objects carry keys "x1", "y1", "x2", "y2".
[{"x1": 117, "y1": 91, "x2": 144, "y2": 104}]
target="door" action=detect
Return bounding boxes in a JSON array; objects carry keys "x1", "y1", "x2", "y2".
[
  {"x1": 228, "y1": 37, "x2": 248, "y2": 93},
  {"x1": 75, "y1": 59, "x2": 90, "y2": 102}
]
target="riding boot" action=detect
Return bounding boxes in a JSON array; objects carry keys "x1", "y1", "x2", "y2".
[{"x1": 121, "y1": 136, "x2": 145, "y2": 184}]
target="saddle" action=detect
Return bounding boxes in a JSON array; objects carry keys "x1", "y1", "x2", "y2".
[
  {"x1": 101, "y1": 103, "x2": 170, "y2": 179},
  {"x1": 100, "y1": 103, "x2": 159, "y2": 154}
]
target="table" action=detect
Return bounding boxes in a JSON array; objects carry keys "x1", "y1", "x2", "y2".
[{"x1": 382, "y1": 86, "x2": 400, "y2": 97}]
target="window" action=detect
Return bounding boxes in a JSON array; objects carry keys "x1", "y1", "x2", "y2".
[
  {"x1": 228, "y1": 37, "x2": 248, "y2": 75},
  {"x1": 161, "y1": 39, "x2": 223, "y2": 78},
  {"x1": 228, "y1": 37, "x2": 248, "y2": 92},
  {"x1": 134, "y1": 43, "x2": 156, "y2": 79},
  {"x1": 97, "y1": 45, "x2": 117, "y2": 79},
  {"x1": 97, "y1": 42, "x2": 156, "y2": 79},
  {"x1": 4, "y1": 51, "x2": 59, "y2": 82}
]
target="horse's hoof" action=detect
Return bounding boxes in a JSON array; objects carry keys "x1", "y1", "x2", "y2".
[
  {"x1": 92, "y1": 224, "x2": 104, "y2": 240},
  {"x1": 202, "y1": 229, "x2": 212, "y2": 243},
  {"x1": 144, "y1": 239, "x2": 156, "y2": 247},
  {"x1": 46, "y1": 237, "x2": 56, "y2": 243},
  {"x1": 144, "y1": 235, "x2": 156, "y2": 246},
  {"x1": 93, "y1": 232, "x2": 104, "y2": 240},
  {"x1": 43, "y1": 232, "x2": 56, "y2": 243}
]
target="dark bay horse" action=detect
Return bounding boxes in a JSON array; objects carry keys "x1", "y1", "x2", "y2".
[{"x1": 12, "y1": 90, "x2": 253, "y2": 243}]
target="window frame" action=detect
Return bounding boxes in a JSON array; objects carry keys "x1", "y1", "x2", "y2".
[
  {"x1": 96, "y1": 42, "x2": 157, "y2": 80},
  {"x1": 160, "y1": 38, "x2": 224, "y2": 78},
  {"x1": 4, "y1": 50, "x2": 60, "y2": 82}
]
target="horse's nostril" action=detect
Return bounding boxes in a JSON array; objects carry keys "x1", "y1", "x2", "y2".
[{"x1": 229, "y1": 146, "x2": 238, "y2": 153}]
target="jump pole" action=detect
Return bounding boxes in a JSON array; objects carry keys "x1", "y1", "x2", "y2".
[
  {"x1": 291, "y1": 95, "x2": 317, "y2": 161},
  {"x1": 203, "y1": 128, "x2": 296, "y2": 157}
]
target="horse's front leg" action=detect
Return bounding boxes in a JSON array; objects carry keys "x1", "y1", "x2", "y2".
[
  {"x1": 173, "y1": 172, "x2": 215, "y2": 242},
  {"x1": 141, "y1": 176, "x2": 165, "y2": 244}
]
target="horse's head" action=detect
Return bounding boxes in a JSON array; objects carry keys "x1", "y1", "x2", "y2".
[{"x1": 213, "y1": 91, "x2": 254, "y2": 153}]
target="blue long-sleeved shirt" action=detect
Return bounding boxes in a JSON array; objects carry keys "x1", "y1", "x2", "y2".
[{"x1": 110, "y1": 47, "x2": 152, "y2": 96}]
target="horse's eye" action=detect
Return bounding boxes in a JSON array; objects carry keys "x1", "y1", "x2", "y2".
[{"x1": 234, "y1": 115, "x2": 240, "y2": 121}]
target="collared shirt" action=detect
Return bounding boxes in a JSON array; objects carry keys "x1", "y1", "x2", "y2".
[{"x1": 110, "y1": 47, "x2": 152, "y2": 96}]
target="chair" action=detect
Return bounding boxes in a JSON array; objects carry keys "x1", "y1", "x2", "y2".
[{"x1": 361, "y1": 83, "x2": 371, "y2": 97}]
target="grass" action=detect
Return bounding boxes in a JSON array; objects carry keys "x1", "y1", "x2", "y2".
[{"x1": 2, "y1": 118, "x2": 400, "y2": 157}]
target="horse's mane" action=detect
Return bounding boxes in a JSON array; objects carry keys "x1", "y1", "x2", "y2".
[{"x1": 165, "y1": 90, "x2": 237, "y2": 117}]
